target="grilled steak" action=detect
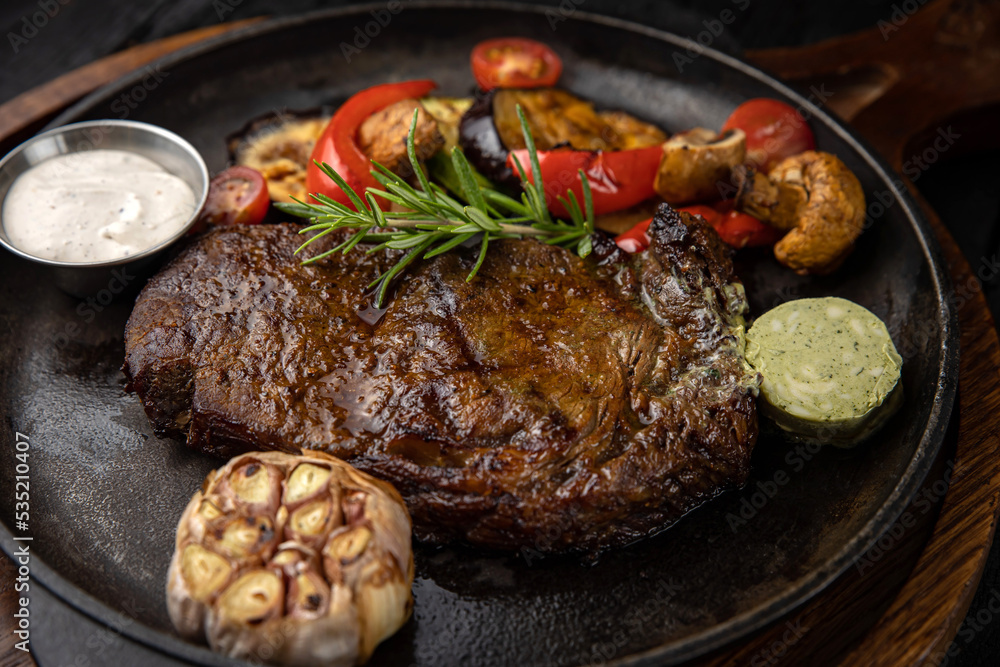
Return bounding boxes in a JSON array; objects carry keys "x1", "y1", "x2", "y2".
[{"x1": 124, "y1": 205, "x2": 759, "y2": 553}]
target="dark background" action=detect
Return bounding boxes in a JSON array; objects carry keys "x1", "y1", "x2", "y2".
[{"x1": 2, "y1": 0, "x2": 999, "y2": 664}]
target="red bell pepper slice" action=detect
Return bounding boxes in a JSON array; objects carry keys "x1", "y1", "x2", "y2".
[
  {"x1": 614, "y1": 201, "x2": 782, "y2": 253},
  {"x1": 306, "y1": 79, "x2": 437, "y2": 209},
  {"x1": 614, "y1": 216, "x2": 653, "y2": 253},
  {"x1": 507, "y1": 145, "x2": 662, "y2": 218},
  {"x1": 712, "y1": 209, "x2": 784, "y2": 248}
]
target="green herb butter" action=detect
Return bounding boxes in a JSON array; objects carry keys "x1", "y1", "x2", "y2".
[{"x1": 746, "y1": 297, "x2": 903, "y2": 447}]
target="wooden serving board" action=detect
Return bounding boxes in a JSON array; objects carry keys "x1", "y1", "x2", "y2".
[{"x1": 3, "y1": 2, "x2": 999, "y2": 665}]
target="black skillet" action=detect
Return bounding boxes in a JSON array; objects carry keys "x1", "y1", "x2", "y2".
[{"x1": 0, "y1": 2, "x2": 958, "y2": 665}]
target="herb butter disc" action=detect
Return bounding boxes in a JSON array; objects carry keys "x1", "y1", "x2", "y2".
[{"x1": 746, "y1": 297, "x2": 903, "y2": 447}]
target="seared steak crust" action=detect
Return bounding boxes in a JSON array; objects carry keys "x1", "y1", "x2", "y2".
[{"x1": 124, "y1": 205, "x2": 759, "y2": 553}]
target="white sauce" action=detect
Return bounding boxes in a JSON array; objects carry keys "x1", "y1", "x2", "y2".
[{"x1": 2, "y1": 149, "x2": 196, "y2": 262}]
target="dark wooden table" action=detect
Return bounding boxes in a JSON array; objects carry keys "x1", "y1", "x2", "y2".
[{"x1": 2, "y1": 1, "x2": 1000, "y2": 665}]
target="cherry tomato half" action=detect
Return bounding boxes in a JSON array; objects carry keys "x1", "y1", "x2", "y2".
[
  {"x1": 199, "y1": 166, "x2": 269, "y2": 228},
  {"x1": 471, "y1": 37, "x2": 563, "y2": 91},
  {"x1": 721, "y1": 98, "x2": 815, "y2": 172}
]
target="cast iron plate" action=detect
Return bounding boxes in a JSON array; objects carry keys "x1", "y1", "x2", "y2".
[{"x1": 0, "y1": 3, "x2": 958, "y2": 665}]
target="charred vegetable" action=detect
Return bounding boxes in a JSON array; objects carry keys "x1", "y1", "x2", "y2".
[
  {"x1": 722, "y1": 98, "x2": 816, "y2": 172},
  {"x1": 228, "y1": 111, "x2": 330, "y2": 204},
  {"x1": 197, "y1": 166, "x2": 270, "y2": 228},
  {"x1": 357, "y1": 98, "x2": 445, "y2": 178},
  {"x1": 167, "y1": 451, "x2": 414, "y2": 666},
  {"x1": 734, "y1": 151, "x2": 866, "y2": 274},
  {"x1": 653, "y1": 127, "x2": 746, "y2": 205},
  {"x1": 307, "y1": 80, "x2": 438, "y2": 210},
  {"x1": 459, "y1": 88, "x2": 666, "y2": 186},
  {"x1": 419, "y1": 97, "x2": 473, "y2": 152}
]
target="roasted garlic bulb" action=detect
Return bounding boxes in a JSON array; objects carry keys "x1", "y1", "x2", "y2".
[{"x1": 167, "y1": 451, "x2": 414, "y2": 666}]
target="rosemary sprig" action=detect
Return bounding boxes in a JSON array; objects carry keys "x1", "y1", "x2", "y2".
[{"x1": 276, "y1": 104, "x2": 596, "y2": 307}]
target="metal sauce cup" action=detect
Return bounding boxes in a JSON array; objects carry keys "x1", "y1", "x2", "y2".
[{"x1": 0, "y1": 120, "x2": 209, "y2": 297}]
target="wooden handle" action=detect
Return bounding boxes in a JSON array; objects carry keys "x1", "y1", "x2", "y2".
[
  {"x1": 746, "y1": 0, "x2": 1000, "y2": 169},
  {"x1": 0, "y1": 18, "x2": 264, "y2": 155}
]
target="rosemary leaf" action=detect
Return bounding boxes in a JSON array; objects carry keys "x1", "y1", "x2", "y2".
[
  {"x1": 341, "y1": 228, "x2": 371, "y2": 254},
  {"x1": 465, "y1": 206, "x2": 502, "y2": 233},
  {"x1": 365, "y1": 192, "x2": 387, "y2": 228},
  {"x1": 374, "y1": 235, "x2": 439, "y2": 306},
  {"x1": 386, "y1": 233, "x2": 437, "y2": 250},
  {"x1": 424, "y1": 231, "x2": 478, "y2": 258},
  {"x1": 468, "y1": 231, "x2": 490, "y2": 282},
  {"x1": 301, "y1": 245, "x2": 342, "y2": 265},
  {"x1": 451, "y1": 146, "x2": 488, "y2": 213},
  {"x1": 545, "y1": 230, "x2": 588, "y2": 246},
  {"x1": 294, "y1": 226, "x2": 337, "y2": 255},
  {"x1": 275, "y1": 201, "x2": 323, "y2": 218},
  {"x1": 314, "y1": 161, "x2": 367, "y2": 212},
  {"x1": 407, "y1": 109, "x2": 436, "y2": 201},
  {"x1": 290, "y1": 103, "x2": 597, "y2": 304},
  {"x1": 516, "y1": 106, "x2": 551, "y2": 224},
  {"x1": 481, "y1": 189, "x2": 529, "y2": 216},
  {"x1": 579, "y1": 169, "x2": 595, "y2": 232}
]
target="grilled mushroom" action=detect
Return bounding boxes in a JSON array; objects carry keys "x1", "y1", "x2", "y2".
[
  {"x1": 356, "y1": 98, "x2": 445, "y2": 178},
  {"x1": 653, "y1": 127, "x2": 746, "y2": 205},
  {"x1": 167, "y1": 451, "x2": 414, "y2": 667},
  {"x1": 734, "y1": 151, "x2": 866, "y2": 274},
  {"x1": 419, "y1": 97, "x2": 473, "y2": 152}
]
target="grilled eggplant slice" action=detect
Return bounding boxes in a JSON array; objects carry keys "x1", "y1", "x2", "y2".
[
  {"x1": 228, "y1": 111, "x2": 330, "y2": 204},
  {"x1": 167, "y1": 451, "x2": 414, "y2": 667},
  {"x1": 459, "y1": 88, "x2": 667, "y2": 186},
  {"x1": 231, "y1": 98, "x2": 465, "y2": 203},
  {"x1": 419, "y1": 97, "x2": 473, "y2": 151}
]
